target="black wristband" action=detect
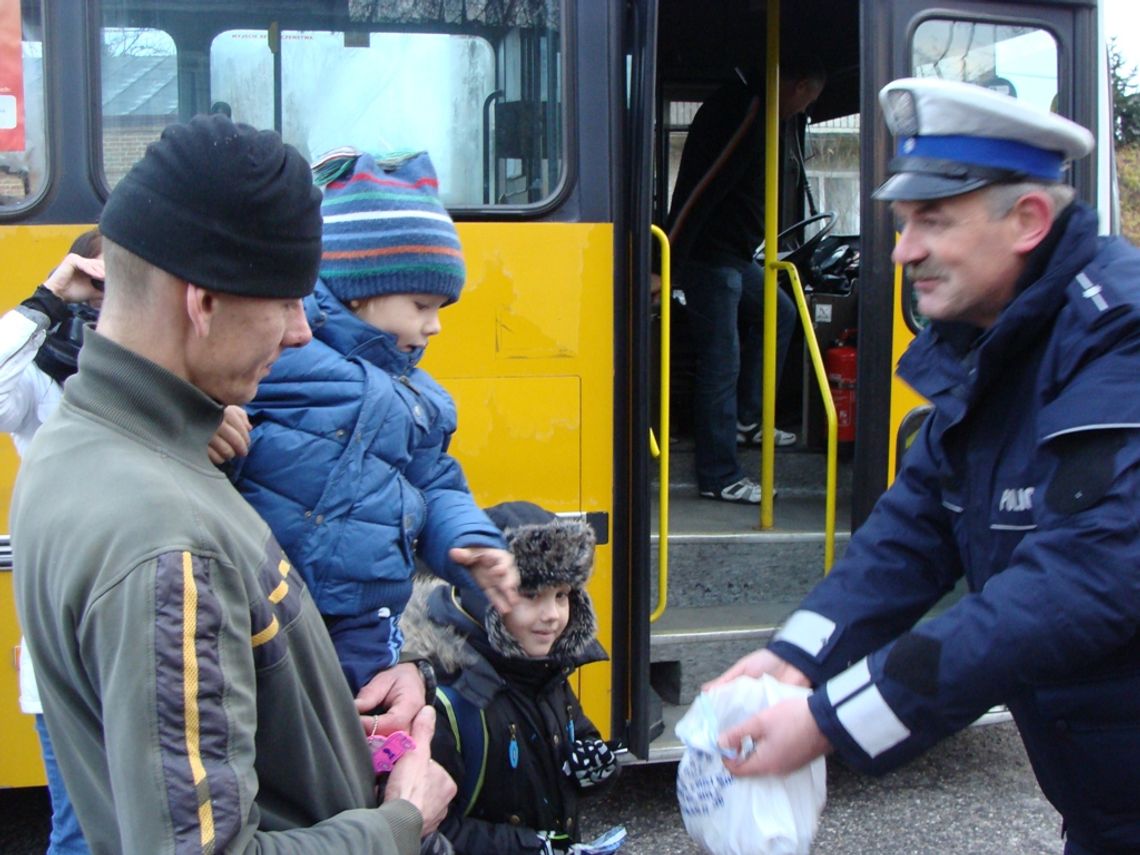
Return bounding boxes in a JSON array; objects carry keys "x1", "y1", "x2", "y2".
[
  {"x1": 411, "y1": 658, "x2": 437, "y2": 707},
  {"x1": 21, "y1": 285, "x2": 71, "y2": 325}
]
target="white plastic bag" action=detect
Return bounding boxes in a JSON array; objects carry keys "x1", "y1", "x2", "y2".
[{"x1": 675, "y1": 675, "x2": 826, "y2": 855}]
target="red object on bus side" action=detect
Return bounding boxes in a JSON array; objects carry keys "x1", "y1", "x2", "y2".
[{"x1": 824, "y1": 329, "x2": 857, "y2": 444}]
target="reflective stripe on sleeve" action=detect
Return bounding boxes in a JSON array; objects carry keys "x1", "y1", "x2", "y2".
[
  {"x1": 825, "y1": 658, "x2": 911, "y2": 758},
  {"x1": 772, "y1": 610, "x2": 836, "y2": 657}
]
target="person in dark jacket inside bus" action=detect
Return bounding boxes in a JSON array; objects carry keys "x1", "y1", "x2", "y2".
[
  {"x1": 665, "y1": 55, "x2": 825, "y2": 504},
  {"x1": 707, "y1": 77, "x2": 1140, "y2": 855}
]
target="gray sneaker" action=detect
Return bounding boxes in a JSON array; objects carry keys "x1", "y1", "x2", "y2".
[
  {"x1": 700, "y1": 476, "x2": 762, "y2": 504},
  {"x1": 737, "y1": 422, "x2": 797, "y2": 447}
]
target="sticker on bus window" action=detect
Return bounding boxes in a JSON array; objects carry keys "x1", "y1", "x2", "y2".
[{"x1": 0, "y1": 0, "x2": 24, "y2": 150}]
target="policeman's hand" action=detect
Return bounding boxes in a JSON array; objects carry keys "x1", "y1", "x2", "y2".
[
  {"x1": 449, "y1": 546, "x2": 519, "y2": 614},
  {"x1": 562, "y1": 737, "x2": 618, "y2": 789},
  {"x1": 207, "y1": 406, "x2": 252, "y2": 464},
  {"x1": 383, "y1": 706, "x2": 455, "y2": 837},
  {"x1": 355, "y1": 662, "x2": 425, "y2": 738},
  {"x1": 43, "y1": 253, "x2": 105, "y2": 304},
  {"x1": 702, "y1": 648, "x2": 810, "y2": 692},
  {"x1": 718, "y1": 697, "x2": 832, "y2": 778}
]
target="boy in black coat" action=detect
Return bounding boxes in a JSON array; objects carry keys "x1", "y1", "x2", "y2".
[{"x1": 403, "y1": 502, "x2": 619, "y2": 854}]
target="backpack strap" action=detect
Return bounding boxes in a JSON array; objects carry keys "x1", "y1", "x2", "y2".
[{"x1": 436, "y1": 684, "x2": 488, "y2": 815}]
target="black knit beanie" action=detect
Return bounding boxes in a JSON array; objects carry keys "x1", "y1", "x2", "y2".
[{"x1": 100, "y1": 114, "x2": 323, "y2": 299}]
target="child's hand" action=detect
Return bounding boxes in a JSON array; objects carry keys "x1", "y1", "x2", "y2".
[
  {"x1": 449, "y1": 546, "x2": 520, "y2": 613},
  {"x1": 207, "y1": 405, "x2": 252, "y2": 464},
  {"x1": 562, "y1": 737, "x2": 619, "y2": 788}
]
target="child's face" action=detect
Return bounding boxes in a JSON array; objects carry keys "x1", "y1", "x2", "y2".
[
  {"x1": 349, "y1": 293, "x2": 448, "y2": 351},
  {"x1": 502, "y1": 584, "x2": 572, "y2": 657}
]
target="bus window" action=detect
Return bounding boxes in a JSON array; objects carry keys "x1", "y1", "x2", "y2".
[
  {"x1": 209, "y1": 31, "x2": 496, "y2": 207},
  {"x1": 903, "y1": 19, "x2": 1060, "y2": 331},
  {"x1": 804, "y1": 114, "x2": 860, "y2": 236},
  {"x1": 100, "y1": 27, "x2": 177, "y2": 191},
  {"x1": 912, "y1": 20, "x2": 1059, "y2": 112},
  {"x1": 99, "y1": 2, "x2": 563, "y2": 209},
  {"x1": 0, "y1": 1, "x2": 46, "y2": 208}
]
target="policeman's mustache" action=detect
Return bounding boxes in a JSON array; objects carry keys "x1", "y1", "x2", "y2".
[{"x1": 905, "y1": 261, "x2": 948, "y2": 281}]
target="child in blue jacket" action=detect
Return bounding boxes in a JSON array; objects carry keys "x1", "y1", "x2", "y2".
[{"x1": 229, "y1": 150, "x2": 517, "y2": 707}]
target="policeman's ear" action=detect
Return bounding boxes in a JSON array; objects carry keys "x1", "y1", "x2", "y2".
[
  {"x1": 1008, "y1": 190, "x2": 1055, "y2": 256},
  {"x1": 185, "y1": 283, "x2": 216, "y2": 338}
]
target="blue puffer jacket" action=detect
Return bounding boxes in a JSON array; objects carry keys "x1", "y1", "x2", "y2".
[
  {"x1": 229, "y1": 281, "x2": 505, "y2": 685},
  {"x1": 769, "y1": 205, "x2": 1140, "y2": 853}
]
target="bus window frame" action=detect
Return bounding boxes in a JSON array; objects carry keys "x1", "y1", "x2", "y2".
[{"x1": 89, "y1": 2, "x2": 578, "y2": 223}]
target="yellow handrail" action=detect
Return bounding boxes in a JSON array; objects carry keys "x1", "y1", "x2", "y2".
[
  {"x1": 649, "y1": 224, "x2": 671, "y2": 622},
  {"x1": 773, "y1": 260, "x2": 838, "y2": 572}
]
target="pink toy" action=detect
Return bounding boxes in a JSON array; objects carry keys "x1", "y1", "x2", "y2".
[{"x1": 368, "y1": 730, "x2": 416, "y2": 774}]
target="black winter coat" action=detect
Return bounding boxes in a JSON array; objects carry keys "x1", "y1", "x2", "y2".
[{"x1": 405, "y1": 583, "x2": 614, "y2": 855}]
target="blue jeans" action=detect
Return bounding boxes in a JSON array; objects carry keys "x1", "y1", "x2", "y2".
[
  {"x1": 34, "y1": 714, "x2": 89, "y2": 854},
  {"x1": 681, "y1": 256, "x2": 795, "y2": 492}
]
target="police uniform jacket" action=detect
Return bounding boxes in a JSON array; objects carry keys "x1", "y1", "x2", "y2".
[{"x1": 769, "y1": 204, "x2": 1140, "y2": 853}]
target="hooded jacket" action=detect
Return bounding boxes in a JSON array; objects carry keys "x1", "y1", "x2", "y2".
[
  {"x1": 403, "y1": 513, "x2": 611, "y2": 855},
  {"x1": 229, "y1": 280, "x2": 505, "y2": 684},
  {"x1": 768, "y1": 204, "x2": 1140, "y2": 853}
]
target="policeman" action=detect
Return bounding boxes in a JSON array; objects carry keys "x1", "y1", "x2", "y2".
[{"x1": 707, "y1": 77, "x2": 1140, "y2": 855}]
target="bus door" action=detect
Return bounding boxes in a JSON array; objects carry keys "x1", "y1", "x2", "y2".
[{"x1": 628, "y1": 0, "x2": 1105, "y2": 761}]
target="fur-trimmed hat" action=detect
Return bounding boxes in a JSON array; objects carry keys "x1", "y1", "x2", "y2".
[
  {"x1": 313, "y1": 149, "x2": 466, "y2": 306},
  {"x1": 100, "y1": 114, "x2": 322, "y2": 298},
  {"x1": 483, "y1": 501, "x2": 598, "y2": 661}
]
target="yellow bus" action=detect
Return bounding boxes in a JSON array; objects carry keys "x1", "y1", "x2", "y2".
[{"x1": 0, "y1": 0, "x2": 1113, "y2": 787}]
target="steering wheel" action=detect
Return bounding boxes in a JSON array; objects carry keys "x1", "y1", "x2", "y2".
[{"x1": 754, "y1": 211, "x2": 838, "y2": 271}]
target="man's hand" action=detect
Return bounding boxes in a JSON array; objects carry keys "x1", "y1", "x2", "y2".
[
  {"x1": 702, "y1": 648, "x2": 810, "y2": 692},
  {"x1": 383, "y1": 706, "x2": 456, "y2": 837},
  {"x1": 207, "y1": 406, "x2": 251, "y2": 464},
  {"x1": 355, "y1": 662, "x2": 425, "y2": 737},
  {"x1": 43, "y1": 253, "x2": 105, "y2": 304},
  {"x1": 718, "y1": 697, "x2": 832, "y2": 777},
  {"x1": 449, "y1": 546, "x2": 519, "y2": 614}
]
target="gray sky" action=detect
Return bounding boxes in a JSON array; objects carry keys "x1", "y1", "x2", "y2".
[{"x1": 1107, "y1": 0, "x2": 1140, "y2": 71}]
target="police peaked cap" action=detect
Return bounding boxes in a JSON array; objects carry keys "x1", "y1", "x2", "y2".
[{"x1": 873, "y1": 77, "x2": 1094, "y2": 201}]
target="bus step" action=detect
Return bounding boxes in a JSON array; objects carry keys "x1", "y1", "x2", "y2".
[
  {"x1": 649, "y1": 528, "x2": 850, "y2": 610},
  {"x1": 649, "y1": 602, "x2": 795, "y2": 705}
]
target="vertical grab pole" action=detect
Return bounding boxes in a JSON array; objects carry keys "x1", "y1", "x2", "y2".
[
  {"x1": 649, "y1": 225, "x2": 671, "y2": 622},
  {"x1": 759, "y1": 0, "x2": 781, "y2": 529}
]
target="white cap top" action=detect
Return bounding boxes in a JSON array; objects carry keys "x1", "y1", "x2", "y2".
[{"x1": 873, "y1": 76, "x2": 1094, "y2": 201}]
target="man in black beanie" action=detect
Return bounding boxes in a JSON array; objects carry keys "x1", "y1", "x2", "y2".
[{"x1": 12, "y1": 114, "x2": 453, "y2": 854}]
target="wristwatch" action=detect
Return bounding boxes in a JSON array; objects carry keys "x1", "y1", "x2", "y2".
[{"x1": 407, "y1": 657, "x2": 437, "y2": 707}]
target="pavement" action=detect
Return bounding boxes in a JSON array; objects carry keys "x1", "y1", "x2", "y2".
[
  {"x1": 0, "y1": 721, "x2": 1062, "y2": 853},
  {"x1": 580, "y1": 720, "x2": 1063, "y2": 854}
]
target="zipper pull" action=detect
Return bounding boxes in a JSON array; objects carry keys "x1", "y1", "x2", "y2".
[
  {"x1": 567, "y1": 709, "x2": 575, "y2": 743},
  {"x1": 509, "y1": 723, "x2": 520, "y2": 769}
]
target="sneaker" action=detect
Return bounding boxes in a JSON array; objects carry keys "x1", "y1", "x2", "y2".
[
  {"x1": 737, "y1": 422, "x2": 797, "y2": 447},
  {"x1": 700, "y1": 476, "x2": 762, "y2": 504}
]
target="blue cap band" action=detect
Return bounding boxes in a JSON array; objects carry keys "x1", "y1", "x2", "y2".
[{"x1": 896, "y1": 134, "x2": 1064, "y2": 181}]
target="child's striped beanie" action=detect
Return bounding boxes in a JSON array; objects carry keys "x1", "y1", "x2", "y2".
[{"x1": 313, "y1": 149, "x2": 465, "y2": 305}]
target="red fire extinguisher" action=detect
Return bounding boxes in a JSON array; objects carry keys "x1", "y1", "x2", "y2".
[{"x1": 824, "y1": 328, "x2": 857, "y2": 444}]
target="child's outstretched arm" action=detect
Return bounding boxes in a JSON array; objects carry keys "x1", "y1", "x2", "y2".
[{"x1": 448, "y1": 546, "x2": 520, "y2": 614}]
